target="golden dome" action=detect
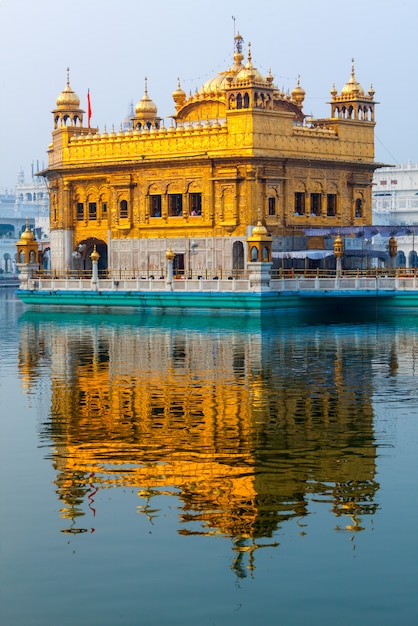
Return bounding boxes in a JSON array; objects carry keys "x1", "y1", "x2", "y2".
[
  {"x1": 291, "y1": 77, "x2": 305, "y2": 105},
  {"x1": 172, "y1": 79, "x2": 186, "y2": 106},
  {"x1": 56, "y1": 68, "x2": 81, "y2": 108},
  {"x1": 135, "y1": 79, "x2": 158, "y2": 117},
  {"x1": 252, "y1": 220, "x2": 268, "y2": 237},
  {"x1": 201, "y1": 72, "x2": 232, "y2": 95},
  {"x1": 236, "y1": 44, "x2": 264, "y2": 83},
  {"x1": 198, "y1": 33, "x2": 246, "y2": 97},
  {"x1": 20, "y1": 220, "x2": 35, "y2": 242},
  {"x1": 341, "y1": 59, "x2": 364, "y2": 97}
]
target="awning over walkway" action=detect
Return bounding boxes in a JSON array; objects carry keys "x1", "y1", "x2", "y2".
[
  {"x1": 272, "y1": 250, "x2": 334, "y2": 260},
  {"x1": 304, "y1": 226, "x2": 418, "y2": 237}
]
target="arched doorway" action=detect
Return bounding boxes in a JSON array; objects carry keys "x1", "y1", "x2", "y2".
[
  {"x1": 3, "y1": 253, "x2": 11, "y2": 273},
  {"x1": 232, "y1": 241, "x2": 244, "y2": 270},
  {"x1": 173, "y1": 253, "x2": 184, "y2": 277},
  {"x1": 41, "y1": 248, "x2": 51, "y2": 270},
  {"x1": 75, "y1": 238, "x2": 108, "y2": 273}
]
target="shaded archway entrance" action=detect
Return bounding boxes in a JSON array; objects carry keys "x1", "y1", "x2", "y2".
[
  {"x1": 173, "y1": 253, "x2": 184, "y2": 277},
  {"x1": 232, "y1": 241, "x2": 244, "y2": 270},
  {"x1": 74, "y1": 238, "x2": 108, "y2": 273}
]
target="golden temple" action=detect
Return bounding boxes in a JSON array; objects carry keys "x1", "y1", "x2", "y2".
[{"x1": 41, "y1": 35, "x2": 378, "y2": 276}]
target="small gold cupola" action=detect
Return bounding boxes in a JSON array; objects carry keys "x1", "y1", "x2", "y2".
[
  {"x1": 341, "y1": 59, "x2": 365, "y2": 97},
  {"x1": 132, "y1": 77, "x2": 161, "y2": 130},
  {"x1": 247, "y1": 220, "x2": 272, "y2": 262},
  {"x1": 172, "y1": 78, "x2": 186, "y2": 110},
  {"x1": 292, "y1": 76, "x2": 306, "y2": 107},
  {"x1": 52, "y1": 68, "x2": 84, "y2": 129},
  {"x1": 329, "y1": 59, "x2": 376, "y2": 122},
  {"x1": 16, "y1": 218, "x2": 39, "y2": 266}
]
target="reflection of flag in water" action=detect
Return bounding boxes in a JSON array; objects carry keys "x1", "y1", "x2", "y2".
[{"x1": 87, "y1": 89, "x2": 92, "y2": 128}]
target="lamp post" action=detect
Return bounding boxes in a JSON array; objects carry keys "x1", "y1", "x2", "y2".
[
  {"x1": 388, "y1": 236, "x2": 397, "y2": 270},
  {"x1": 166, "y1": 246, "x2": 175, "y2": 289},
  {"x1": 90, "y1": 245, "x2": 100, "y2": 289},
  {"x1": 333, "y1": 231, "x2": 344, "y2": 277}
]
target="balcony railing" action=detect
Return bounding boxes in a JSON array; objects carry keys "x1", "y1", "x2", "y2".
[
  {"x1": 32, "y1": 267, "x2": 418, "y2": 281},
  {"x1": 19, "y1": 266, "x2": 418, "y2": 294}
]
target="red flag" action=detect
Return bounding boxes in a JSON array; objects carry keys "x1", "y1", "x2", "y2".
[{"x1": 87, "y1": 89, "x2": 92, "y2": 128}]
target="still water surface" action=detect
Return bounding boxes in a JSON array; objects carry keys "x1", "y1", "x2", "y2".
[{"x1": 1, "y1": 288, "x2": 418, "y2": 625}]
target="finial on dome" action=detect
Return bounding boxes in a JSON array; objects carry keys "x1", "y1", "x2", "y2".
[
  {"x1": 55, "y1": 68, "x2": 81, "y2": 110},
  {"x1": 235, "y1": 31, "x2": 243, "y2": 52},
  {"x1": 247, "y1": 42, "x2": 252, "y2": 63},
  {"x1": 266, "y1": 67, "x2": 274, "y2": 83},
  {"x1": 234, "y1": 30, "x2": 244, "y2": 64}
]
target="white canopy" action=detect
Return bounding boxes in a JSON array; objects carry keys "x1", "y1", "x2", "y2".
[{"x1": 272, "y1": 250, "x2": 334, "y2": 260}]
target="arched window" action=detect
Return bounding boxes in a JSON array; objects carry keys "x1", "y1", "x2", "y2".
[
  {"x1": 251, "y1": 246, "x2": 258, "y2": 262},
  {"x1": 29, "y1": 250, "x2": 37, "y2": 263},
  {"x1": 236, "y1": 93, "x2": 242, "y2": 109},
  {"x1": 409, "y1": 250, "x2": 418, "y2": 268},
  {"x1": 119, "y1": 200, "x2": 128, "y2": 219},
  {"x1": 355, "y1": 198, "x2": 363, "y2": 218},
  {"x1": 262, "y1": 246, "x2": 269, "y2": 262},
  {"x1": 397, "y1": 251, "x2": 406, "y2": 268},
  {"x1": 243, "y1": 93, "x2": 250, "y2": 108}
]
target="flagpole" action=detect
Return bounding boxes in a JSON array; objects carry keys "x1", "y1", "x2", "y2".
[{"x1": 87, "y1": 89, "x2": 92, "y2": 128}]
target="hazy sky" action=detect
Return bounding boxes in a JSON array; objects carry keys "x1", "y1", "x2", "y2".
[{"x1": 0, "y1": 0, "x2": 416, "y2": 189}]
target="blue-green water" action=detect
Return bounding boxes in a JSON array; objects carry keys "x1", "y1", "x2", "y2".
[{"x1": 1, "y1": 288, "x2": 418, "y2": 626}]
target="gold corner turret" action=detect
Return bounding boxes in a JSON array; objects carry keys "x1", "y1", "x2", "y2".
[
  {"x1": 247, "y1": 220, "x2": 272, "y2": 263},
  {"x1": 52, "y1": 67, "x2": 85, "y2": 129},
  {"x1": 132, "y1": 77, "x2": 161, "y2": 130},
  {"x1": 16, "y1": 218, "x2": 39, "y2": 282}
]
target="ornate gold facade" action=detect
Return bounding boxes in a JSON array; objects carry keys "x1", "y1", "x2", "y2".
[{"x1": 42, "y1": 36, "x2": 378, "y2": 274}]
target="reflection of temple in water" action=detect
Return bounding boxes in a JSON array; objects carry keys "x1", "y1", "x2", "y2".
[{"x1": 18, "y1": 312, "x2": 382, "y2": 576}]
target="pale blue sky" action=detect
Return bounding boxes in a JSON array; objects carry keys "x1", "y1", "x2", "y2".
[{"x1": 0, "y1": 0, "x2": 416, "y2": 188}]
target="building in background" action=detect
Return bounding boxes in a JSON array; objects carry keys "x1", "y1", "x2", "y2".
[
  {"x1": 372, "y1": 163, "x2": 418, "y2": 268},
  {"x1": 0, "y1": 167, "x2": 50, "y2": 273}
]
